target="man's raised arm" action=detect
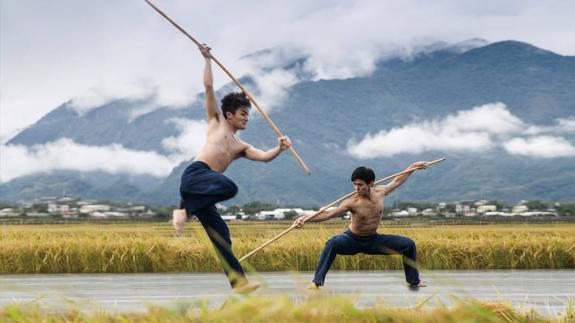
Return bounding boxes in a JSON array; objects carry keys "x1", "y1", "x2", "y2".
[
  {"x1": 199, "y1": 44, "x2": 219, "y2": 122},
  {"x1": 380, "y1": 161, "x2": 428, "y2": 196}
]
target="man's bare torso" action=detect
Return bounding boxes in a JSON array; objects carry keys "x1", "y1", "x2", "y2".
[
  {"x1": 195, "y1": 120, "x2": 247, "y2": 173},
  {"x1": 348, "y1": 188, "x2": 385, "y2": 236}
]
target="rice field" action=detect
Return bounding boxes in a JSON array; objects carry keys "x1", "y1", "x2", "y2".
[
  {"x1": 0, "y1": 222, "x2": 574, "y2": 273},
  {"x1": 1, "y1": 295, "x2": 573, "y2": 323}
]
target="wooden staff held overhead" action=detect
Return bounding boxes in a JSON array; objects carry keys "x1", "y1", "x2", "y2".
[
  {"x1": 144, "y1": 0, "x2": 311, "y2": 174},
  {"x1": 239, "y1": 157, "x2": 446, "y2": 262}
]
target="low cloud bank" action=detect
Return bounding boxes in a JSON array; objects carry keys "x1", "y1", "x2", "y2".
[
  {"x1": 0, "y1": 117, "x2": 208, "y2": 183},
  {"x1": 503, "y1": 136, "x2": 575, "y2": 158},
  {"x1": 348, "y1": 103, "x2": 575, "y2": 159}
]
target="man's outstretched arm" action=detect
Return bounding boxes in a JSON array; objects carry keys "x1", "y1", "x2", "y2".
[
  {"x1": 293, "y1": 202, "x2": 352, "y2": 228},
  {"x1": 379, "y1": 161, "x2": 428, "y2": 196},
  {"x1": 199, "y1": 44, "x2": 219, "y2": 123},
  {"x1": 243, "y1": 136, "x2": 292, "y2": 162}
]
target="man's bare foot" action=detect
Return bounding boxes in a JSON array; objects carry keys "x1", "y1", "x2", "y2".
[
  {"x1": 306, "y1": 282, "x2": 320, "y2": 290},
  {"x1": 172, "y1": 209, "x2": 187, "y2": 237},
  {"x1": 408, "y1": 282, "x2": 427, "y2": 289},
  {"x1": 232, "y1": 281, "x2": 260, "y2": 294}
]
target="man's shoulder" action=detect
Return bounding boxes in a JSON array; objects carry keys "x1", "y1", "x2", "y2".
[
  {"x1": 234, "y1": 135, "x2": 250, "y2": 149},
  {"x1": 374, "y1": 185, "x2": 387, "y2": 193},
  {"x1": 373, "y1": 185, "x2": 388, "y2": 197}
]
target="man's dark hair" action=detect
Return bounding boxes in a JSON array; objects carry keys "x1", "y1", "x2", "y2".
[
  {"x1": 221, "y1": 92, "x2": 251, "y2": 119},
  {"x1": 351, "y1": 166, "x2": 375, "y2": 184}
]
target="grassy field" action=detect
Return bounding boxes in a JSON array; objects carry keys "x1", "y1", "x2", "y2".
[
  {"x1": 2, "y1": 295, "x2": 573, "y2": 323},
  {"x1": 1, "y1": 222, "x2": 574, "y2": 273}
]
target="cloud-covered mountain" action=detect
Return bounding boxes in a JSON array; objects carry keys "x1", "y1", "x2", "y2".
[{"x1": 2, "y1": 40, "x2": 574, "y2": 206}]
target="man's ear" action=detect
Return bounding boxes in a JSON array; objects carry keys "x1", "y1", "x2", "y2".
[{"x1": 224, "y1": 111, "x2": 232, "y2": 120}]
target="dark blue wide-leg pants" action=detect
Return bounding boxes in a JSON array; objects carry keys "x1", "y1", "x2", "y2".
[
  {"x1": 180, "y1": 161, "x2": 244, "y2": 287},
  {"x1": 312, "y1": 230, "x2": 420, "y2": 286}
]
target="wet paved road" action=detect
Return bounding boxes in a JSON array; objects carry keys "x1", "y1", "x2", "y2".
[{"x1": 1, "y1": 270, "x2": 573, "y2": 316}]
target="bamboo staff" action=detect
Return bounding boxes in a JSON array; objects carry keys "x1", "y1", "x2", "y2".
[
  {"x1": 239, "y1": 157, "x2": 446, "y2": 262},
  {"x1": 144, "y1": 0, "x2": 311, "y2": 174}
]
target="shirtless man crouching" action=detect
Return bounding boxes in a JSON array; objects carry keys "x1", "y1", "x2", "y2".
[{"x1": 293, "y1": 162, "x2": 429, "y2": 289}]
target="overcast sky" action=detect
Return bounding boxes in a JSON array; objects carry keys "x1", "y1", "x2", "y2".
[{"x1": 2, "y1": 0, "x2": 575, "y2": 142}]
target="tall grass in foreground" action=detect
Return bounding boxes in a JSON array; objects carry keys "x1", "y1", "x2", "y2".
[
  {"x1": 1, "y1": 223, "x2": 574, "y2": 273},
  {"x1": 1, "y1": 295, "x2": 574, "y2": 322}
]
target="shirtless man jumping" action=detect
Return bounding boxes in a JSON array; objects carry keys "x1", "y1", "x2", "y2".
[
  {"x1": 175, "y1": 44, "x2": 291, "y2": 292},
  {"x1": 293, "y1": 162, "x2": 429, "y2": 289}
]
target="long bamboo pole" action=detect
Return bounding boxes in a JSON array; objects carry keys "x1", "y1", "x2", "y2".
[
  {"x1": 144, "y1": 0, "x2": 311, "y2": 174},
  {"x1": 239, "y1": 157, "x2": 446, "y2": 262}
]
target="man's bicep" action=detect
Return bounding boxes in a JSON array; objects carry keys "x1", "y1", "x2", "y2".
[
  {"x1": 381, "y1": 183, "x2": 398, "y2": 196},
  {"x1": 374, "y1": 185, "x2": 390, "y2": 196},
  {"x1": 332, "y1": 201, "x2": 352, "y2": 217},
  {"x1": 205, "y1": 88, "x2": 220, "y2": 121},
  {"x1": 243, "y1": 144, "x2": 266, "y2": 161}
]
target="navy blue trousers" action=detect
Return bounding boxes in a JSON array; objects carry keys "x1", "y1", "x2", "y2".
[
  {"x1": 180, "y1": 161, "x2": 244, "y2": 287},
  {"x1": 313, "y1": 230, "x2": 421, "y2": 286}
]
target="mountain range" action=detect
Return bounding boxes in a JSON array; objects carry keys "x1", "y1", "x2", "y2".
[{"x1": 2, "y1": 39, "x2": 574, "y2": 206}]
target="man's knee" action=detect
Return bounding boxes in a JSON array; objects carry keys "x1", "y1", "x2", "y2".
[
  {"x1": 402, "y1": 237, "x2": 417, "y2": 255},
  {"x1": 228, "y1": 181, "x2": 238, "y2": 197},
  {"x1": 407, "y1": 238, "x2": 416, "y2": 250},
  {"x1": 220, "y1": 178, "x2": 238, "y2": 199}
]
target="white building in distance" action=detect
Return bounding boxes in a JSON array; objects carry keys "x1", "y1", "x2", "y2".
[
  {"x1": 477, "y1": 205, "x2": 497, "y2": 214},
  {"x1": 80, "y1": 205, "x2": 111, "y2": 214}
]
